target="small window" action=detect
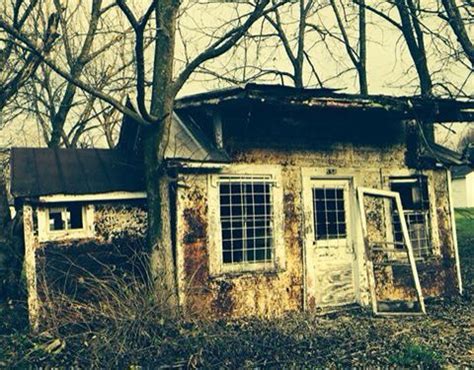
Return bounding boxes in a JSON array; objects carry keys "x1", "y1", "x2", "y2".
[
  {"x1": 313, "y1": 187, "x2": 347, "y2": 240},
  {"x1": 48, "y1": 205, "x2": 84, "y2": 232},
  {"x1": 390, "y1": 176, "x2": 431, "y2": 258},
  {"x1": 219, "y1": 176, "x2": 274, "y2": 265}
]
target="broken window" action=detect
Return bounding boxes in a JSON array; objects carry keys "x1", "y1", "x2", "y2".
[
  {"x1": 48, "y1": 205, "x2": 84, "y2": 232},
  {"x1": 390, "y1": 176, "x2": 431, "y2": 259},
  {"x1": 312, "y1": 187, "x2": 347, "y2": 240},
  {"x1": 219, "y1": 176, "x2": 274, "y2": 265}
]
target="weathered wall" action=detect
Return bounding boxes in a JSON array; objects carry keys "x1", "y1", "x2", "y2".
[
  {"x1": 366, "y1": 169, "x2": 459, "y2": 303},
  {"x1": 176, "y1": 136, "x2": 460, "y2": 318},
  {"x1": 24, "y1": 201, "x2": 147, "y2": 326}
]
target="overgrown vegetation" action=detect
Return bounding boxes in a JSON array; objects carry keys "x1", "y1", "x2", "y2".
[{"x1": 0, "y1": 210, "x2": 472, "y2": 368}]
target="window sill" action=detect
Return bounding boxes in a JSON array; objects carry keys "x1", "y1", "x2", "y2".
[
  {"x1": 38, "y1": 229, "x2": 94, "y2": 243},
  {"x1": 209, "y1": 265, "x2": 285, "y2": 279}
]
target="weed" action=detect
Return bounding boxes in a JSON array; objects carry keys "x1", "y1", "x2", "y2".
[{"x1": 389, "y1": 341, "x2": 444, "y2": 368}]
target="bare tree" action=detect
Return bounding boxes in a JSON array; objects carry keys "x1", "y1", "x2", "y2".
[
  {"x1": 440, "y1": 0, "x2": 473, "y2": 68},
  {"x1": 13, "y1": 0, "x2": 136, "y2": 149},
  {"x1": 394, "y1": 0, "x2": 433, "y2": 97},
  {"x1": 0, "y1": 0, "x2": 279, "y2": 308},
  {"x1": 328, "y1": 0, "x2": 367, "y2": 94},
  {"x1": 0, "y1": 0, "x2": 59, "y2": 112},
  {"x1": 0, "y1": 0, "x2": 60, "y2": 298}
]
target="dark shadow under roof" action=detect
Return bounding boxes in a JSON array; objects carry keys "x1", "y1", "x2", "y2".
[{"x1": 11, "y1": 147, "x2": 145, "y2": 198}]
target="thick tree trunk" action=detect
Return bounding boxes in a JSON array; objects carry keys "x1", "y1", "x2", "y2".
[
  {"x1": 395, "y1": 0, "x2": 434, "y2": 141},
  {"x1": 143, "y1": 120, "x2": 177, "y2": 311},
  {"x1": 145, "y1": 0, "x2": 180, "y2": 311},
  {"x1": 396, "y1": 0, "x2": 432, "y2": 97}
]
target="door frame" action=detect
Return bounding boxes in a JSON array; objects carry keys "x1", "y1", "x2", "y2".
[{"x1": 301, "y1": 168, "x2": 365, "y2": 311}]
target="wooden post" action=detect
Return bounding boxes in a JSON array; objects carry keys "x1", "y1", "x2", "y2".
[{"x1": 23, "y1": 204, "x2": 40, "y2": 331}]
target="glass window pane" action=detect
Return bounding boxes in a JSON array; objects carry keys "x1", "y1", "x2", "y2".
[
  {"x1": 313, "y1": 187, "x2": 347, "y2": 240},
  {"x1": 219, "y1": 179, "x2": 273, "y2": 265}
]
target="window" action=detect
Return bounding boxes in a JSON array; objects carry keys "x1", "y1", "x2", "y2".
[
  {"x1": 208, "y1": 167, "x2": 284, "y2": 275},
  {"x1": 312, "y1": 187, "x2": 347, "y2": 240},
  {"x1": 219, "y1": 176, "x2": 273, "y2": 264},
  {"x1": 48, "y1": 205, "x2": 83, "y2": 231},
  {"x1": 38, "y1": 203, "x2": 94, "y2": 241},
  {"x1": 390, "y1": 176, "x2": 431, "y2": 259}
]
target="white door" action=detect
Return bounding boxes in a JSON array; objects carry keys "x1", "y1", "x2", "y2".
[{"x1": 303, "y1": 179, "x2": 356, "y2": 310}]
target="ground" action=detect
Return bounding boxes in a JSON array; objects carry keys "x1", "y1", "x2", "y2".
[{"x1": 0, "y1": 210, "x2": 473, "y2": 368}]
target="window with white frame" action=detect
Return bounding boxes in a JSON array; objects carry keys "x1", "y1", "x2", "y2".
[
  {"x1": 390, "y1": 176, "x2": 432, "y2": 259},
  {"x1": 48, "y1": 205, "x2": 84, "y2": 231},
  {"x1": 208, "y1": 169, "x2": 284, "y2": 274},
  {"x1": 219, "y1": 176, "x2": 274, "y2": 264},
  {"x1": 38, "y1": 204, "x2": 94, "y2": 241}
]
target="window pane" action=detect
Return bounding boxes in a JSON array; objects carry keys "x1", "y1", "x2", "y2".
[
  {"x1": 313, "y1": 187, "x2": 347, "y2": 240},
  {"x1": 390, "y1": 177, "x2": 432, "y2": 257},
  {"x1": 219, "y1": 179, "x2": 273, "y2": 265}
]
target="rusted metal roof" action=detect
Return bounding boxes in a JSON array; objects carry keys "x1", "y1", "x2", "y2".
[
  {"x1": 420, "y1": 141, "x2": 467, "y2": 167},
  {"x1": 10, "y1": 147, "x2": 145, "y2": 198},
  {"x1": 175, "y1": 83, "x2": 474, "y2": 123},
  {"x1": 451, "y1": 165, "x2": 473, "y2": 179}
]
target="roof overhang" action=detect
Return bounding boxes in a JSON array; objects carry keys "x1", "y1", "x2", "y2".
[{"x1": 176, "y1": 83, "x2": 474, "y2": 123}]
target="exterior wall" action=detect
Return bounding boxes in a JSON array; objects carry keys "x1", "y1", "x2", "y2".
[
  {"x1": 452, "y1": 172, "x2": 474, "y2": 208},
  {"x1": 452, "y1": 178, "x2": 467, "y2": 208},
  {"x1": 23, "y1": 200, "x2": 147, "y2": 328},
  {"x1": 467, "y1": 173, "x2": 474, "y2": 207},
  {"x1": 176, "y1": 142, "x2": 461, "y2": 318}
]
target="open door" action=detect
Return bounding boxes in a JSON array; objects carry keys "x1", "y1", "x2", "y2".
[{"x1": 357, "y1": 187, "x2": 426, "y2": 315}]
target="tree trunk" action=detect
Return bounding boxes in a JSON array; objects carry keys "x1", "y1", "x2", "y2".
[
  {"x1": 396, "y1": 0, "x2": 432, "y2": 97},
  {"x1": 0, "y1": 169, "x2": 17, "y2": 301},
  {"x1": 146, "y1": 0, "x2": 180, "y2": 311},
  {"x1": 358, "y1": 0, "x2": 368, "y2": 95},
  {"x1": 441, "y1": 0, "x2": 474, "y2": 68},
  {"x1": 395, "y1": 0, "x2": 434, "y2": 141},
  {"x1": 143, "y1": 120, "x2": 177, "y2": 311}
]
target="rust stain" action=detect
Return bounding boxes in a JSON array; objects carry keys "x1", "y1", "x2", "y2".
[{"x1": 212, "y1": 280, "x2": 234, "y2": 315}]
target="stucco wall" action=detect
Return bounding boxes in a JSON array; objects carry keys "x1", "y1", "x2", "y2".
[
  {"x1": 23, "y1": 200, "x2": 147, "y2": 327},
  {"x1": 175, "y1": 141, "x2": 460, "y2": 318}
]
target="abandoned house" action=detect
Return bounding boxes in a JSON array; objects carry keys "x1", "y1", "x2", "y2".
[{"x1": 9, "y1": 84, "x2": 473, "y2": 326}]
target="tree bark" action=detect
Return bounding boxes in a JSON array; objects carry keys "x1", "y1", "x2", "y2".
[
  {"x1": 358, "y1": 0, "x2": 368, "y2": 95},
  {"x1": 395, "y1": 0, "x2": 432, "y2": 97},
  {"x1": 146, "y1": 0, "x2": 180, "y2": 311},
  {"x1": 441, "y1": 0, "x2": 474, "y2": 68}
]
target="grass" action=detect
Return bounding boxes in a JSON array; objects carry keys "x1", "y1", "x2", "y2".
[{"x1": 0, "y1": 210, "x2": 472, "y2": 368}]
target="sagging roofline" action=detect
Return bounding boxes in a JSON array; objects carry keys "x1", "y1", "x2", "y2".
[{"x1": 175, "y1": 83, "x2": 474, "y2": 123}]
